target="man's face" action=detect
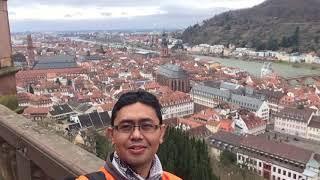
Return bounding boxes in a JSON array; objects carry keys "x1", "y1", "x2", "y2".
[{"x1": 107, "y1": 102, "x2": 166, "y2": 167}]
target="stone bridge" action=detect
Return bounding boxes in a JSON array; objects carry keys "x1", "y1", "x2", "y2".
[
  {"x1": 284, "y1": 74, "x2": 320, "y2": 81},
  {"x1": 0, "y1": 105, "x2": 104, "y2": 180}
]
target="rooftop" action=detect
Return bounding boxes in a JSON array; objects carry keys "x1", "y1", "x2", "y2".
[
  {"x1": 33, "y1": 55, "x2": 78, "y2": 70},
  {"x1": 308, "y1": 116, "x2": 320, "y2": 129},
  {"x1": 276, "y1": 107, "x2": 316, "y2": 123},
  {"x1": 211, "y1": 131, "x2": 314, "y2": 164},
  {"x1": 156, "y1": 64, "x2": 188, "y2": 79}
]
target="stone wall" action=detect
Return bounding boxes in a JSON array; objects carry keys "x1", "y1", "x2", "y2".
[
  {"x1": 0, "y1": 105, "x2": 104, "y2": 180},
  {"x1": 0, "y1": 71, "x2": 17, "y2": 96}
]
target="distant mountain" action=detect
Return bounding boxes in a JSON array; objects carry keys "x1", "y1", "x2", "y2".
[{"x1": 182, "y1": 0, "x2": 320, "y2": 54}]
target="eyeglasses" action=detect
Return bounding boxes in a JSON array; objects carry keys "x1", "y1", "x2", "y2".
[{"x1": 113, "y1": 122, "x2": 161, "y2": 134}]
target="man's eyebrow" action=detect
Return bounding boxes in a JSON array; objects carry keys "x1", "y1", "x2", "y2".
[
  {"x1": 118, "y1": 119, "x2": 134, "y2": 124},
  {"x1": 118, "y1": 118, "x2": 154, "y2": 123},
  {"x1": 139, "y1": 118, "x2": 154, "y2": 122}
]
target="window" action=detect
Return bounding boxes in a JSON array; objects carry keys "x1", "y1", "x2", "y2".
[
  {"x1": 278, "y1": 169, "x2": 281, "y2": 174},
  {"x1": 259, "y1": 162, "x2": 262, "y2": 167},
  {"x1": 273, "y1": 167, "x2": 276, "y2": 172},
  {"x1": 288, "y1": 172, "x2": 291, "y2": 178},
  {"x1": 293, "y1": 174, "x2": 296, "y2": 179},
  {"x1": 272, "y1": 175, "x2": 275, "y2": 180},
  {"x1": 283, "y1": 170, "x2": 286, "y2": 176}
]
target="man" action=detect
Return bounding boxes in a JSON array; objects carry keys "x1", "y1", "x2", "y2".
[{"x1": 76, "y1": 91, "x2": 181, "y2": 180}]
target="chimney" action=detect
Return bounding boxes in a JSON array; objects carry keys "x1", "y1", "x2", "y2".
[{"x1": 0, "y1": 0, "x2": 19, "y2": 96}]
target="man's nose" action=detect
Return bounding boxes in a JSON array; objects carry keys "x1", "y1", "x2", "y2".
[{"x1": 130, "y1": 126, "x2": 143, "y2": 140}]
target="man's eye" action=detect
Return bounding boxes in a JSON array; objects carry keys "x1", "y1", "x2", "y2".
[
  {"x1": 119, "y1": 124, "x2": 132, "y2": 130},
  {"x1": 141, "y1": 124, "x2": 154, "y2": 130}
]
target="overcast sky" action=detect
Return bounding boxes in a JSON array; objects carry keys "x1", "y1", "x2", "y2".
[{"x1": 8, "y1": 0, "x2": 265, "y2": 31}]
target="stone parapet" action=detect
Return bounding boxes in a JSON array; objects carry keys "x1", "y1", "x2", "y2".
[{"x1": 0, "y1": 105, "x2": 104, "y2": 180}]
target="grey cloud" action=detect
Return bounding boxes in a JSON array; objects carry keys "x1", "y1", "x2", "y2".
[
  {"x1": 9, "y1": 7, "x2": 228, "y2": 32},
  {"x1": 8, "y1": 0, "x2": 166, "y2": 7},
  {"x1": 101, "y1": 12, "x2": 112, "y2": 17},
  {"x1": 8, "y1": 0, "x2": 260, "y2": 8},
  {"x1": 64, "y1": 14, "x2": 72, "y2": 18}
]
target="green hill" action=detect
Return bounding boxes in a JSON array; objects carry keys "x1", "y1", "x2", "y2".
[{"x1": 182, "y1": 0, "x2": 320, "y2": 54}]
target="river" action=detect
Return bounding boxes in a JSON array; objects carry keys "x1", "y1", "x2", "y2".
[{"x1": 195, "y1": 55, "x2": 320, "y2": 78}]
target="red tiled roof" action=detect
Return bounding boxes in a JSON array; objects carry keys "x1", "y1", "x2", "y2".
[
  {"x1": 193, "y1": 108, "x2": 220, "y2": 122},
  {"x1": 241, "y1": 134, "x2": 313, "y2": 164},
  {"x1": 276, "y1": 107, "x2": 316, "y2": 123},
  {"x1": 24, "y1": 107, "x2": 50, "y2": 115},
  {"x1": 241, "y1": 113, "x2": 266, "y2": 130},
  {"x1": 188, "y1": 125, "x2": 213, "y2": 138},
  {"x1": 144, "y1": 81, "x2": 160, "y2": 90},
  {"x1": 211, "y1": 131, "x2": 313, "y2": 164},
  {"x1": 98, "y1": 102, "x2": 115, "y2": 112},
  {"x1": 177, "y1": 118, "x2": 205, "y2": 129},
  {"x1": 219, "y1": 119, "x2": 234, "y2": 132},
  {"x1": 159, "y1": 91, "x2": 191, "y2": 107}
]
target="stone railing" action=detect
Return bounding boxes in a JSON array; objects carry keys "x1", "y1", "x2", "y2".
[{"x1": 0, "y1": 105, "x2": 105, "y2": 180}]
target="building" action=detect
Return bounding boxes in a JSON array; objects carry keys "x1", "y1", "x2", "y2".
[
  {"x1": 191, "y1": 81, "x2": 270, "y2": 121},
  {"x1": 160, "y1": 32, "x2": 169, "y2": 57},
  {"x1": 49, "y1": 104, "x2": 76, "y2": 120},
  {"x1": 156, "y1": 64, "x2": 190, "y2": 93},
  {"x1": 23, "y1": 107, "x2": 49, "y2": 121},
  {"x1": 307, "y1": 116, "x2": 320, "y2": 142},
  {"x1": 210, "y1": 131, "x2": 320, "y2": 180},
  {"x1": 274, "y1": 107, "x2": 317, "y2": 139},
  {"x1": 159, "y1": 91, "x2": 194, "y2": 120},
  {"x1": 234, "y1": 111, "x2": 267, "y2": 135},
  {"x1": 33, "y1": 55, "x2": 78, "y2": 70},
  {"x1": 27, "y1": 34, "x2": 35, "y2": 67},
  {"x1": 0, "y1": 0, "x2": 19, "y2": 96},
  {"x1": 69, "y1": 111, "x2": 111, "y2": 131},
  {"x1": 256, "y1": 89, "x2": 285, "y2": 117}
]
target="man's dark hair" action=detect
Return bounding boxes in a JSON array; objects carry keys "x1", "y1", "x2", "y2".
[{"x1": 111, "y1": 90, "x2": 162, "y2": 126}]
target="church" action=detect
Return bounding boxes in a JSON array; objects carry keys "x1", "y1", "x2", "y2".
[{"x1": 156, "y1": 63, "x2": 190, "y2": 93}]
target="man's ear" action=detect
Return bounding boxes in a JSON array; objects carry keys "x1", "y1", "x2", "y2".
[
  {"x1": 106, "y1": 127, "x2": 115, "y2": 145},
  {"x1": 159, "y1": 125, "x2": 167, "y2": 144}
]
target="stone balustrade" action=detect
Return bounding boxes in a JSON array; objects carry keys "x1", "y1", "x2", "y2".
[{"x1": 0, "y1": 105, "x2": 105, "y2": 180}]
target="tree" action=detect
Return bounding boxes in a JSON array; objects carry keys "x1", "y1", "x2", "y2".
[
  {"x1": 315, "y1": 36, "x2": 320, "y2": 44},
  {"x1": 28, "y1": 84, "x2": 34, "y2": 94},
  {"x1": 280, "y1": 36, "x2": 290, "y2": 48},
  {"x1": 292, "y1": 26, "x2": 300, "y2": 47},
  {"x1": 220, "y1": 150, "x2": 237, "y2": 166},
  {"x1": 267, "y1": 37, "x2": 279, "y2": 51},
  {"x1": 94, "y1": 132, "x2": 113, "y2": 160},
  {"x1": 67, "y1": 79, "x2": 72, "y2": 86},
  {"x1": 55, "y1": 78, "x2": 61, "y2": 85},
  {"x1": 86, "y1": 50, "x2": 90, "y2": 56},
  {"x1": 158, "y1": 128, "x2": 218, "y2": 180}
]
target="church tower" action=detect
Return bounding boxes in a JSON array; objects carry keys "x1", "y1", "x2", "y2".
[
  {"x1": 160, "y1": 32, "x2": 169, "y2": 58},
  {"x1": 27, "y1": 34, "x2": 35, "y2": 67},
  {"x1": 0, "y1": 0, "x2": 19, "y2": 96}
]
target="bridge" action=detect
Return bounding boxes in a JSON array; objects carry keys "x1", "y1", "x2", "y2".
[
  {"x1": 0, "y1": 105, "x2": 104, "y2": 180},
  {"x1": 282, "y1": 74, "x2": 320, "y2": 85}
]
